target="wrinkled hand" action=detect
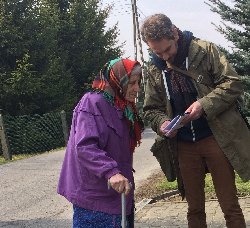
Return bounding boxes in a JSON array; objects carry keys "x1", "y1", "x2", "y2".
[
  {"x1": 183, "y1": 101, "x2": 204, "y2": 124},
  {"x1": 160, "y1": 120, "x2": 178, "y2": 138},
  {"x1": 109, "y1": 173, "x2": 131, "y2": 195}
]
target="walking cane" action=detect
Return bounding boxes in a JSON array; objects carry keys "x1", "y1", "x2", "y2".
[
  {"x1": 108, "y1": 180, "x2": 127, "y2": 228},
  {"x1": 121, "y1": 192, "x2": 126, "y2": 228}
]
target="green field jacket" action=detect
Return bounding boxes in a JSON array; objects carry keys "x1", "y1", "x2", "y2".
[{"x1": 144, "y1": 38, "x2": 250, "y2": 182}]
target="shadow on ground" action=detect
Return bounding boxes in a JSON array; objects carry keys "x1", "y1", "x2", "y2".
[{"x1": 0, "y1": 218, "x2": 71, "y2": 228}]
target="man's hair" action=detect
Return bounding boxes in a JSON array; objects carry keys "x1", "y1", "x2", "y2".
[{"x1": 140, "y1": 14, "x2": 175, "y2": 43}]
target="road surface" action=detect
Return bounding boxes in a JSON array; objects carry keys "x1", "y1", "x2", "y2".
[{"x1": 0, "y1": 128, "x2": 159, "y2": 227}]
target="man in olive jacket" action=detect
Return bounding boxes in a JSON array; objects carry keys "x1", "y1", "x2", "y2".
[{"x1": 140, "y1": 14, "x2": 249, "y2": 228}]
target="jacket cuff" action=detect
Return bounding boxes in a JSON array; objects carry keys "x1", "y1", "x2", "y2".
[
  {"x1": 198, "y1": 97, "x2": 213, "y2": 120},
  {"x1": 104, "y1": 168, "x2": 121, "y2": 180}
]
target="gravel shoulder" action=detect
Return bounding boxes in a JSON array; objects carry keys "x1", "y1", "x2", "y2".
[{"x1": 135, "y1": 169, "x2": 168, "y2": 203}]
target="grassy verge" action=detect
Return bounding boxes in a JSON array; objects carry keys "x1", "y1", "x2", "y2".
[
  {"x1": 0, "y1": 152, "x2": 47, "y2": 165},
  {"x1": 0, "y1": 147, "x2": 65, "y2": 165},
  {"x1": 0, "y1": 154, "x2": 39, "y2": 165},
  {"x1": 158, "y1": 173, "x2": 250, "y2": 199}
]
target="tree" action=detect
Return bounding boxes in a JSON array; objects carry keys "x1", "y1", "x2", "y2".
[
  {"x1": 206, "y1": 0, "x2": 250, "y2": 114},
  {"x1": 60, "y1": 0, "x2": 123, "y2": 97},
  {"x1": 206, "y1": 0, "x2": 249, "y2": 76},
  {"x1": 0, "y1": 0, "x2": 75, "y2": 115},
  {"x1": 0, "y1": 0, "x2": 122, "y2": 115}
]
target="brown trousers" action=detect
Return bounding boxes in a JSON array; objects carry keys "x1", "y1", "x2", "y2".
[{"x1": 178, "y1": 136, "x2": 246, "y2": 228}]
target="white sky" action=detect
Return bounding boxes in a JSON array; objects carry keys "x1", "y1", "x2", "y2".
[{"x1": 101, "y1": 0, "x2": 232, "y2": 61}]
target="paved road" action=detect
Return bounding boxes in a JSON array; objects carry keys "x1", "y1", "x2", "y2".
[
  {"x1": 0, "y1": 150, "x2": 72, "y2": 228},
  {"x1": 134, "y1": 128, "x2": 159, "y2": 186},
  {"x1": 0, "y1": 128, "x2": 158, "y2": 228}
]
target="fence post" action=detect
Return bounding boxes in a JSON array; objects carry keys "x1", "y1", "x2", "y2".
[
  {"x1": 0, "y1": 110, "x2": 12, "y2": 160},
  {"x1": 60, "y1": 110, "x2": 68, "y2": 146}
]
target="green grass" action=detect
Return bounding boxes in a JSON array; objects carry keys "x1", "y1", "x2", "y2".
[
  {"x1": 0, "y1": 147, "x2": 65, "y2": 165},
  {"x1": 157, "y1": 173, "x2": 250, "y2": 198},
  {"x1": 0, "y1": 153, "x2": 41, "y2": 165}
]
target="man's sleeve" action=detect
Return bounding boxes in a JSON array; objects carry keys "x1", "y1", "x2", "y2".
[
  {"x1": 143, "y1": 68, "x2": 171, "y2": 135},
  {"x1": 198, "y1": 43, "x2": 243, "y2": 120}
]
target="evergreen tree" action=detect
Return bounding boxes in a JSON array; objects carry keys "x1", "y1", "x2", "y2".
[
  {"x1": 206, "y1": 0, "x2": 250, "y2": 76},
  {"x1": 60, "y1": 0, "x2": 123, "y2": 97},
  {"x1": 0, "y1": 0, "x2": 122, "y2": 115},
  {"x1": 206, "y1": 0, "x2": 250, "y2": 114},
  {"x1": 0, "y1": 0, "x2": 75, "y2": 115}
]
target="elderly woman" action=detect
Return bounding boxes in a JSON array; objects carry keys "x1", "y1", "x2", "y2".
[{"x1": 57, "y1": 58, "x2": 143, "y2": 228}]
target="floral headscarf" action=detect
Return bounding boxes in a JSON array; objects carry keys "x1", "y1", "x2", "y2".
[{"x1": 92, "y1": 58, "x2": 142, "y2": 152}]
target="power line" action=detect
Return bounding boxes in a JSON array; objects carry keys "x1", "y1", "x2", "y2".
[{"x1": 137, "y1": 6, "x2": 147, "y2": 18}]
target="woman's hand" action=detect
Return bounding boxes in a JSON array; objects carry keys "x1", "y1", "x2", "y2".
[{"x1": 109, "y1": 173, "x2": 131, "y2": 195}]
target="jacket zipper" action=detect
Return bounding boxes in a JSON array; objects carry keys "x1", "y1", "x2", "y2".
[{"x1": 190, "y1": 121, "x2": 196, "y2": 142}]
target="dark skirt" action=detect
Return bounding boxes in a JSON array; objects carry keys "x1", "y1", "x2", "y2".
[{"x1": 73, "y1": 205, "x2": 132, "y2": 228}]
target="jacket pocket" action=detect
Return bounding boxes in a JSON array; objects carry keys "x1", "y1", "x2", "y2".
[{"x1": 151, "y1": 136, "x2": 176, "y2": 182}]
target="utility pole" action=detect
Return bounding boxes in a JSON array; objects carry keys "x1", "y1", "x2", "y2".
[
  {"x1": 133, "y1": 0, "x2": 146, "y2": 89},
  {"x1": 131, "y1": 0, "x2": 137, "y2": 61},
  {"x1": 131, "y1": 0, "x2": 147, "y2": 114},
  {"x1": 131, "y1": 0, "x2": 145, "y2": 69}
]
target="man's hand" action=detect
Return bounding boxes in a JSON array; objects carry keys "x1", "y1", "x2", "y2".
[
  {"x1": 160, "y1": 120, "x2": 178, "y2": 138},
  {"x1": 109, "y1": 173, "x2": 131, "y2": 195},
  {"x1": 183, "y1": 101, "x2": 204, "y2": 124}
]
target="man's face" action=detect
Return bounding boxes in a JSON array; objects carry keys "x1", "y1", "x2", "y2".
[{"x1": 147, "y1": 37, "x2": 178, "y2": 63}]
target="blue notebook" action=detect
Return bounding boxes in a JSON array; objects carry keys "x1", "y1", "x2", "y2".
[{"x1": 163, "y1": 112, "x2": 190, "y2": 136}]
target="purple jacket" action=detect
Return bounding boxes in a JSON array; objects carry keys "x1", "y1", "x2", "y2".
[{"x1": 57, "y1": 92, "x2": 134, "y2": 215}]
